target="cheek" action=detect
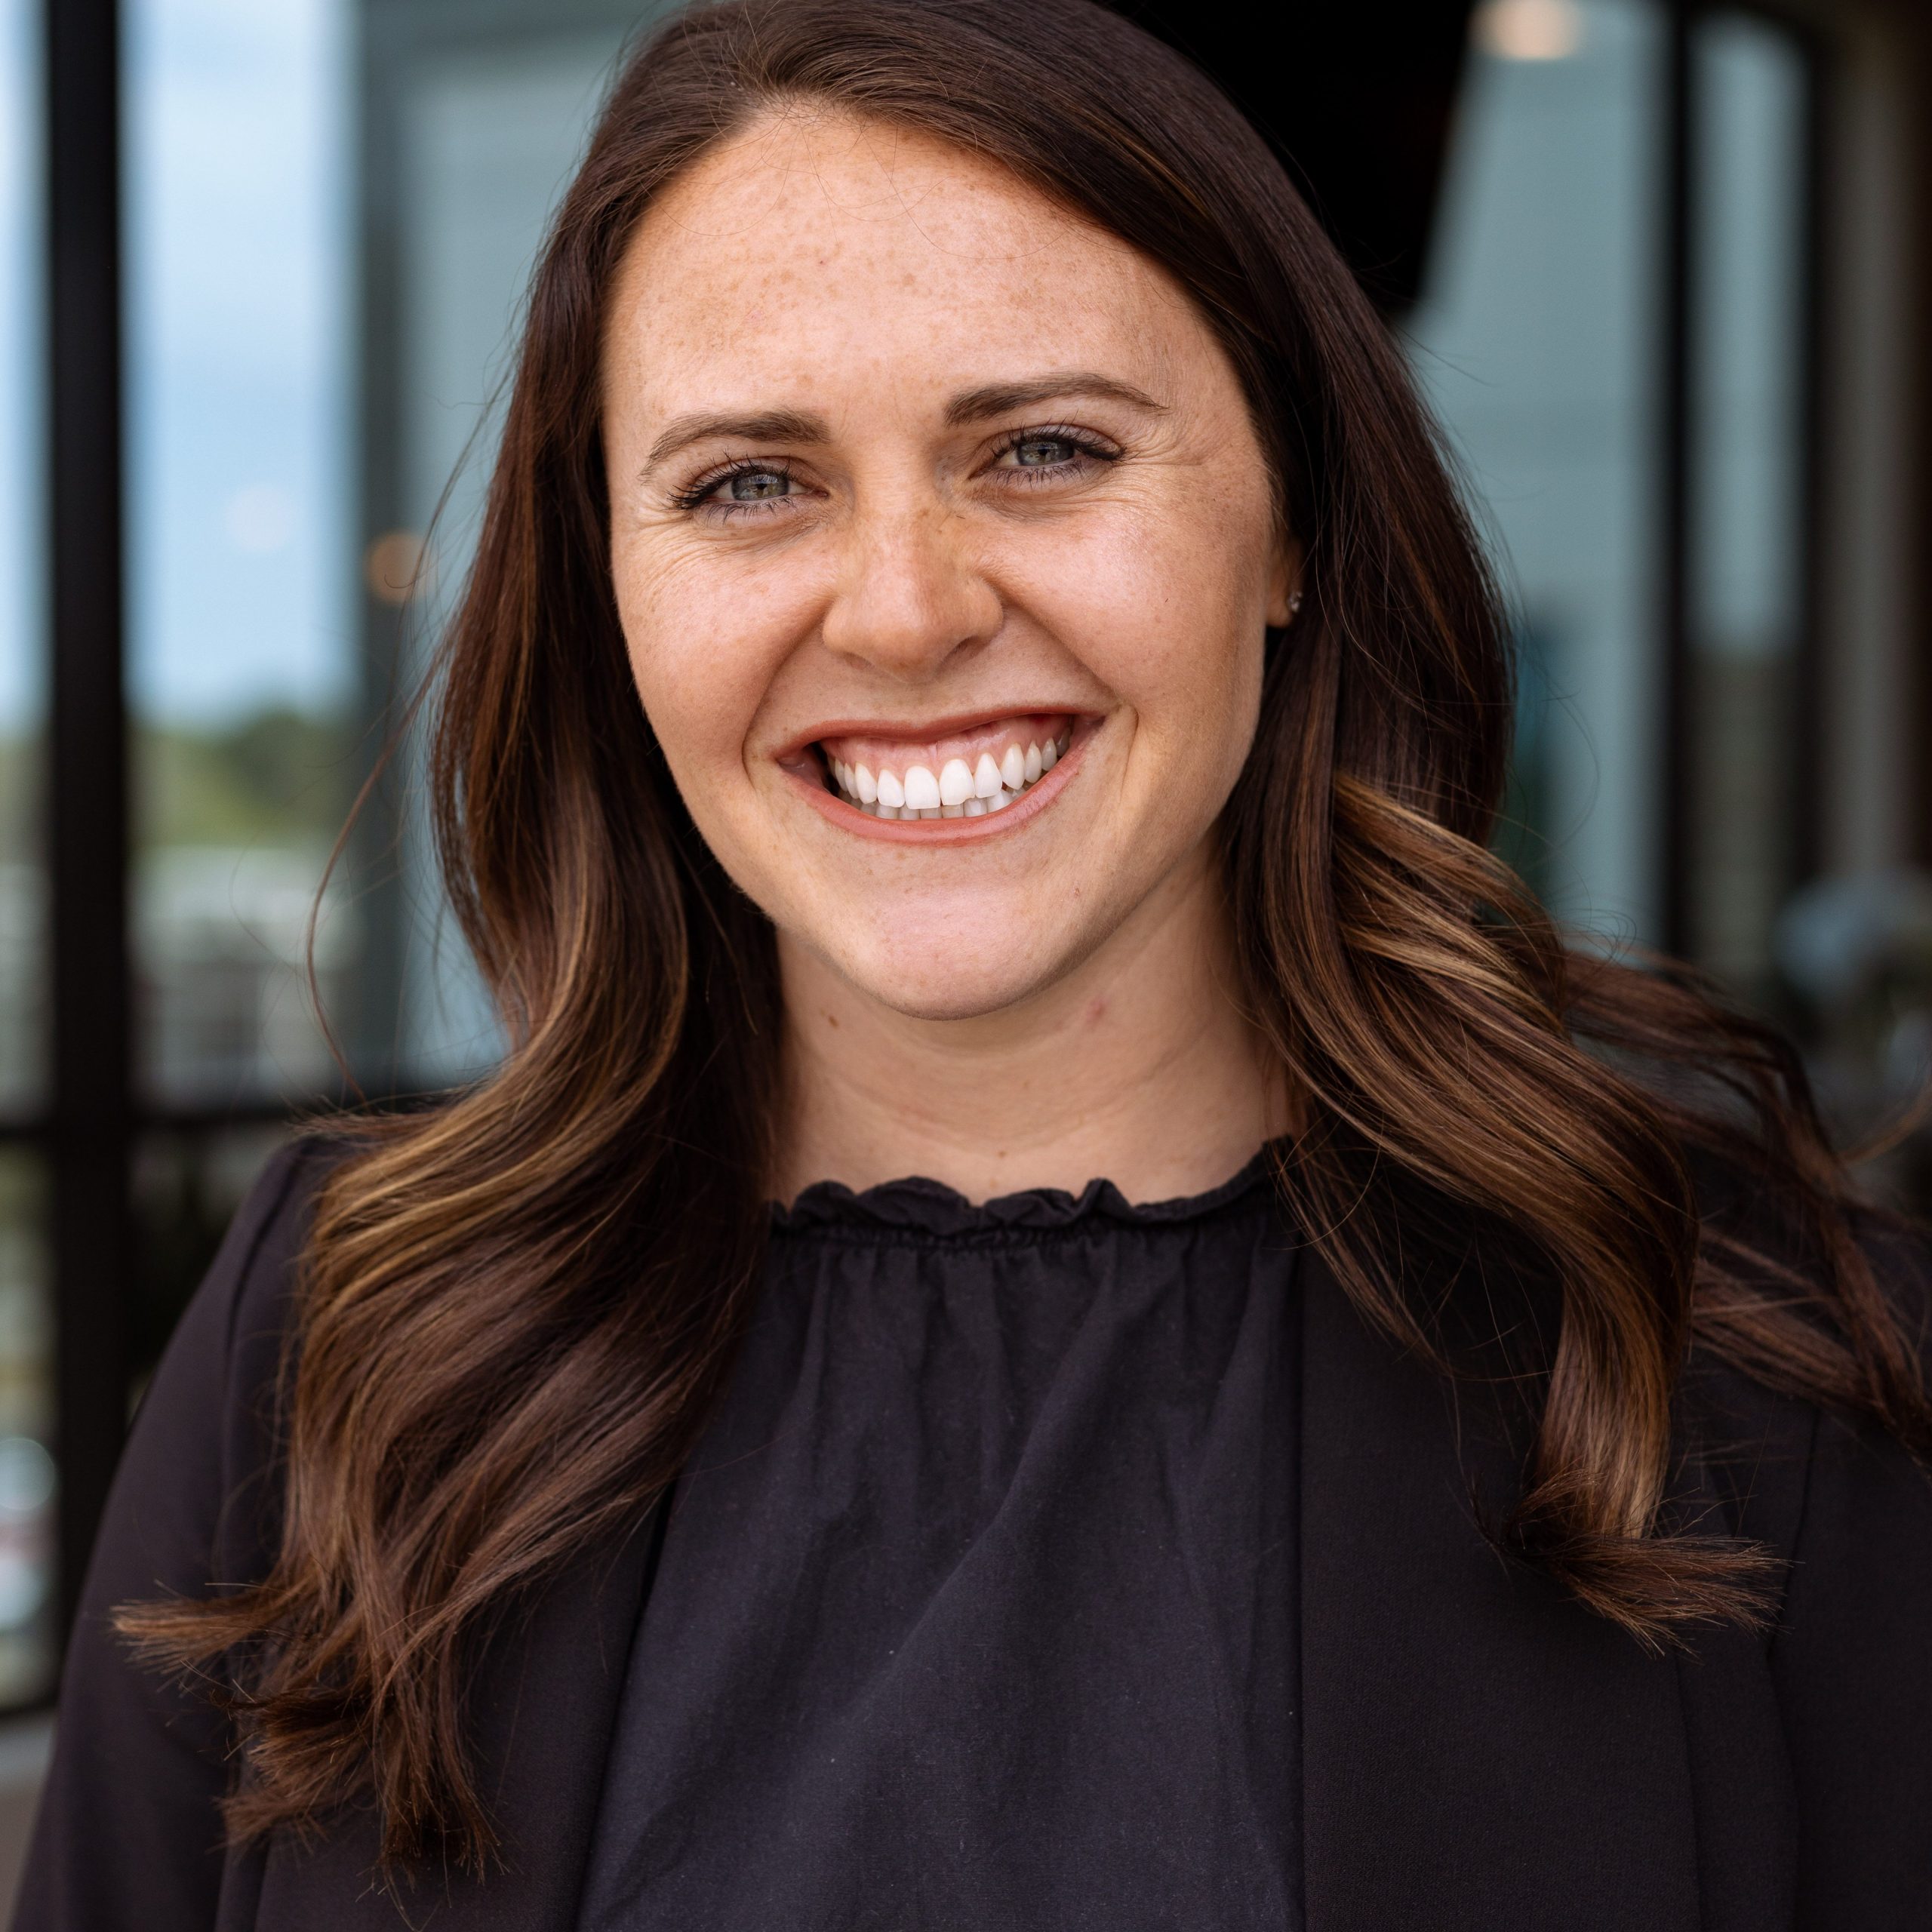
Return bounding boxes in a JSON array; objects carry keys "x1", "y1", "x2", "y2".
[
  {"x1": 610, "y1": 538, "x2": 810, "y2": 788},
  {"x1": 1007, "y1": 491, "x2": 1270, "y2": 750}
]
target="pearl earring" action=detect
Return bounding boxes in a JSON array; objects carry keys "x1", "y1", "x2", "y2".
[{"x1": 1287, "y1": 589, "x2": 1304, "y2": 617}]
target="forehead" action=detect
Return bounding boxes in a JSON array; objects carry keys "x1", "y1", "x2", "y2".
[{"x1": 603, "y1": 109, "x2": 1204, "y2": 414}]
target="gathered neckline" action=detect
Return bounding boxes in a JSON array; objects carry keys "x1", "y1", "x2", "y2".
[{"x1": 768, "y1": 1146, "x2": 1280, "y2": 1240}]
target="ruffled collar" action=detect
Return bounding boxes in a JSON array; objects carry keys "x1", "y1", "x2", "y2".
[{"x1": 769, "y1": 1146, "x2": 1279, "y2": 1240}]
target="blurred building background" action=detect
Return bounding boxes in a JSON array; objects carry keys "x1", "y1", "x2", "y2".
[{"x1": 2, "y1": 0, "x2": 1932, "y2": 1885}]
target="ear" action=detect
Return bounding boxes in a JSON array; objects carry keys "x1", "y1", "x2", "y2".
[{"x1": 1265, "y1": 533, "x2": 1304, "y2": 629}]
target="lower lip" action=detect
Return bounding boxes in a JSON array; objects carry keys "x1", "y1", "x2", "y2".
[{"x1": 783, "y1": 727, "x2": 1091, "y2": 844}]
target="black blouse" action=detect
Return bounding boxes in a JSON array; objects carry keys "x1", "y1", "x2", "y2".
[
  {"x1": 578, "y1": 1158, "x2": 1304, "y2": 1931},
  {"x1": 19, "y1": 1137, "x2": 1932, "y2": 1930}
]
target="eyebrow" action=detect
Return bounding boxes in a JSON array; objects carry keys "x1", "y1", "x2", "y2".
[
  {"x1": 645, "y1": 408, "x2": 830, "y2": 469},
  {"x1": 944, "y1": 371, "x2": 1165, "y2": 425},
  {"x1": 640, "y1": 372, "x2": 1165, "y2": 473}
]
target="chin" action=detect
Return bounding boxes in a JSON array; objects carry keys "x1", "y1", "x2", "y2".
[{"x1": 835, "y1": 938, "x2": 1072, "y2": 1025}]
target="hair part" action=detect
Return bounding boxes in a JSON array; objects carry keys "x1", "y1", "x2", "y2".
[{"x1": 122, "y1": 0, "x2": 1932, "y2": 1871}]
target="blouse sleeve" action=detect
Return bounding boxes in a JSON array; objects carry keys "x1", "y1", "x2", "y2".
[{"x1": 11, "y1": 1137, "x2": 331, "y2": 1932}]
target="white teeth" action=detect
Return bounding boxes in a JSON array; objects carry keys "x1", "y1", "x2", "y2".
[{"x1": 823, "y1": 721, "x2": 1073, "y2": 827}]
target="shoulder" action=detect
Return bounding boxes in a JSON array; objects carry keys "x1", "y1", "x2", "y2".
[
  {"x1": 17, "y1": 1137, "x2": 358, "y2": 1926},
  {"x1": 1672, "y1": 1195, "x2": 1932, "y2": 1869},
  {"x1": 1681, "y1": 1192, "x2": 1932, "y2": 1551},
  {"x1": 162, "y1": 1132, "x2": 349, "y2": 1420},
  {"x1": 198, "y1": 1131, "x2": 347, "y2": 1367},
  {"x1": 104, "y1": 1132, "x2": 352, "y2": 1593},
  {"x1": 1745, "y1": 1212, "x2": 1932, "y2": 1910}
]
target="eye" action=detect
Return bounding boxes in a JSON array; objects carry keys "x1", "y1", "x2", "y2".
[
  {"x1": 723, "y1": 466, "x2": 792, "y2": 501},
  {"x1": 986, "y1": 424, "x2": 1121, "y2": 485},
  {"x1": 1011, "y1": 435, "x2": 1078, "y2": 468},
  {"x1": 674, "y1": 457, "x2": 804, "y2": 515}
]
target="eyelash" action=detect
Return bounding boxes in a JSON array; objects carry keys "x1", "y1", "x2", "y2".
[
  {"x1": 672, "y1": 426, "x2": 1123, "y2": 518},
  {"x1": 987, "y1": 424, "x2": 1122, "y2": 483},
  {"x1": 671, "y1": 457, "x2": 801, "y2": 516}
]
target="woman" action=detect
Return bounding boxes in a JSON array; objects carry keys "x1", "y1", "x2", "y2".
[{"x1": 20, "y1": 1, "x2": 1932, "y2": 1926}]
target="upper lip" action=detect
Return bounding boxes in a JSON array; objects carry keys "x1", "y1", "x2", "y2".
[{"x1": 774, "y1": 705, "x2": 1093, "y2": 761}]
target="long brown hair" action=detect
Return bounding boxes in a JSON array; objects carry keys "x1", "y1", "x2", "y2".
[{"x1": 125, "y1": 0, "x2": 1930, "y2": 1868}]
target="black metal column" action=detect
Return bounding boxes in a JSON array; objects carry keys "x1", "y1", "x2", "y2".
[
  {"x1": 1790, "y1": 31, "x2": 1829, "y2": 891},
  {"x1": 1658, "y1": 1, "x2": 1696, "y2": 961},
  {"x1": 45, "y1": 0, "x2": 131, "y2": 1641}
]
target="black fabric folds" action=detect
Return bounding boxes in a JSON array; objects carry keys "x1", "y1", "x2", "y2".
[
  {"x1": 22, "y1": 1137, "x2": 1932, "y2": 1930},
  {"x1": 577, "y1": 1157, "x2": 1305, "y2": 1932}
]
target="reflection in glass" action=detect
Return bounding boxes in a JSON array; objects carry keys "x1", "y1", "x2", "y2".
[
  {"x1": 127, "y1": 0, "x2": 357, "y2": 1107},
  {"x1": 367, "y1": 7, "x2": 660, "y2": 1092},
  {"x1": 0, "y1": 0, "x2": 51, "y2": 1714},
  {"x1": 0, "y1": 0, "x2": 44, "y2": 1117},
  {"x1": 1687, "y1": 13, "x2": 1808, "y2": 998},
  {"x1": 1406, "y1": 0, "x2": 1666, "y2": 938},
  {"x1": 0, "y1": 1152, "x2": 54, "y2": 1706}
]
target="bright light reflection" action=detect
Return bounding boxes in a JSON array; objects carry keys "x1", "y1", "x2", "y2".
[{"x1": 1474, "y1": 0, "x2": 1587, "y2": 63}]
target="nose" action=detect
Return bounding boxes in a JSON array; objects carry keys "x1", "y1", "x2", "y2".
[{"x1": 819, "y1": 497, "x2": 1002, "y2": 678}]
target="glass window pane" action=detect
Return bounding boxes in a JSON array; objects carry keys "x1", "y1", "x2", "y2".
[
  {"x1": 1687, "y1": 13, "x2": 1809, "y2": 995},
  {"x1": 362, "y1": 2, "x2": 663, "y2": 1093},
  {"x1": 1408, "y1": 0, "x2": 1666, "y2": 939},
  {"x1": 0, "y1": 1151, "x2": 54, "y2": 1707},
  {"x1": 127, "y1": 0, "x2": 358, "y2": 1108},
  {"x1": 0, "y1": 0, "x2": 44, "y2": 1118},
  {"x1": 0, "y1": 0, "x2": 53, "y2": 1715}
]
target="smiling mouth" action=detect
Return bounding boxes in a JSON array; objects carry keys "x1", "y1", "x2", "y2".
[{"x1": 814, "y1": 712, "x2": 1076, "y2": 820}]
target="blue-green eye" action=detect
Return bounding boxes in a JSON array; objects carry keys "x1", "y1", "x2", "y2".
[
  {"x1": 1012, "y1": 436, "x2": 1077, "y2": 468},
  {"x1": 991, "y1": 428, "x2": 1120, "y2": 481},
  {"x1": 727, "y1": 467, "x2": 791, "y2": 500}
]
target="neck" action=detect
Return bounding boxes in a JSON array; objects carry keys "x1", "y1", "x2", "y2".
[{"x1": 770, "y1": 844, "x2": 1290, "y2": 1206}]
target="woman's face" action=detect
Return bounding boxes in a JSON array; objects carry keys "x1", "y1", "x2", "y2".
[{"x1": 602, "y1": 111, "x2": 1293, "y2": 1021}]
